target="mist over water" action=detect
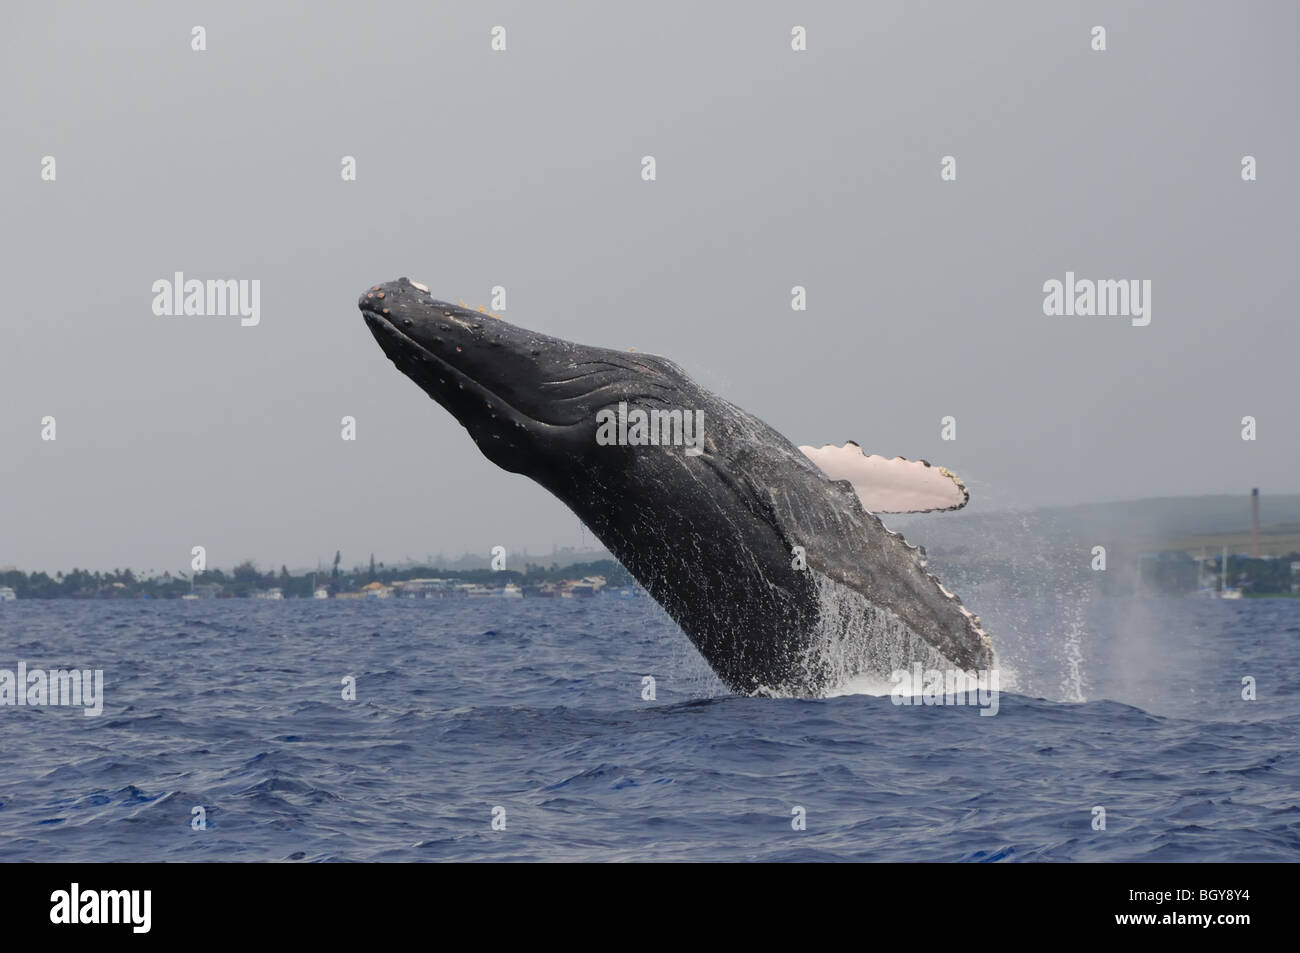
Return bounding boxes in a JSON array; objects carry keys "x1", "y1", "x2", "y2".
[{"x1": 873, "y1": 506, "x2": 1148, "y2": 707}]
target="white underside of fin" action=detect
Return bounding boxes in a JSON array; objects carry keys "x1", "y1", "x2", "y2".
[{"x1": 799, "y1": 442, "x2": 969, "y2": 514}]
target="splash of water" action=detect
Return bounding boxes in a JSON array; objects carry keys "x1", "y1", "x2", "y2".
[
  {"x1": 790, "y1": 571, "x2": 958, "y2": 697},
  {"x1": 1058, "y1": 592, "x2": 1089, "y2": 703}
]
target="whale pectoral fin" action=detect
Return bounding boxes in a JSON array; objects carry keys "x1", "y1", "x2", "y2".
[
  {"x1": 798, "y1": 442, "x2": 969, "y2": 514},
  {"x1": 757, "y1": 470, "x2": 993, "y2": 672}
]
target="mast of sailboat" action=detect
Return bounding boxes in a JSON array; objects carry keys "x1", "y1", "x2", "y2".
[{"x1": 1221, "y1": 545, "x2": 1228, "y2": 594}]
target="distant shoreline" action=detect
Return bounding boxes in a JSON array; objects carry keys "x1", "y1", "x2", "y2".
[{"x1": 0, "y1": 558, "x2": 636, "y2": 601}]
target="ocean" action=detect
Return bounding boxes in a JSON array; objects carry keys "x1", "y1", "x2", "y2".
[{"x1": 1, "y1": 595, "x2": 1296, "y2": 861}]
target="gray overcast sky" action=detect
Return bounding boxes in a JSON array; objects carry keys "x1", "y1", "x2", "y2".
[{"x1": 2, "y1": 1, "x2": 1297, "y2": 573}]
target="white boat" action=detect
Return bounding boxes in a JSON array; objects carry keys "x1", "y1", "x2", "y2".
[
  {"x1": 313, "y1": 587, "x2": 329, "y2": 599},
  {"x1": 501, "y1": 583, "x2": 523, "y2": 598},
  {"x1": 0, "y1": 586, "x2": 16, "y2": 602}
]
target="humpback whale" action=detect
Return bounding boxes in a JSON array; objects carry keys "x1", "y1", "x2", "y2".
[{"x1": 360, "y1": 279, "x2": 994, "y2": 696}]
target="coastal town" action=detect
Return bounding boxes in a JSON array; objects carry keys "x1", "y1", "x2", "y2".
[
  {"x1": 0, "y1": 557, "x2": 641, "y2": 601},
  {"x1": 323, "y1": 574, "x2": 631, "y2": 601}
]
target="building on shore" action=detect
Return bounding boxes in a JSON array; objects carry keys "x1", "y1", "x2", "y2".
[{"x1": 392, "y1": 578, "x2": 454, "y2": 598}]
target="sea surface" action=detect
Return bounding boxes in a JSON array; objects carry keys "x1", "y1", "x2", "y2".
[{"x1": 1, "y1": 595, "x2": 1297, "y2": 861}]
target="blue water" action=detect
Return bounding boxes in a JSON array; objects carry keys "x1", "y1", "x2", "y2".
[{"x1": 1, "y1": 596, "x2": 1297, "y2": 861}]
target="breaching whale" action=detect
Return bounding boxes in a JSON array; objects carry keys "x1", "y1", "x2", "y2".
[{"x1": 360, "y1": 279, "x2": 994, "y2": 695}]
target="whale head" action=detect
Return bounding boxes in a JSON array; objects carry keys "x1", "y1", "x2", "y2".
[{"x1": 360, "y1": 277, "x2": 686, "y2": 481}]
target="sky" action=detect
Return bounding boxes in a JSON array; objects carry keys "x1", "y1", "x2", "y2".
[{"x1": 2, "y1": 1, "x2": 1297, "y2": 574}]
